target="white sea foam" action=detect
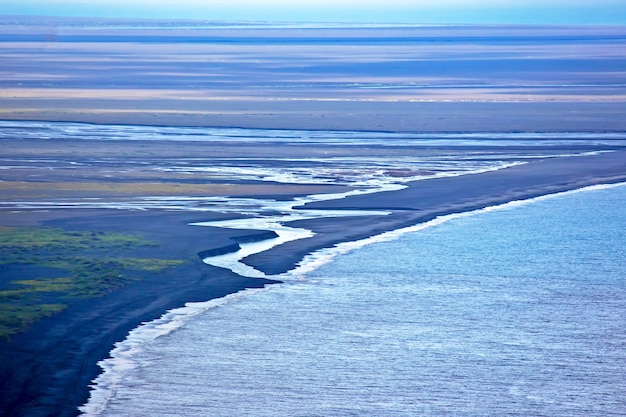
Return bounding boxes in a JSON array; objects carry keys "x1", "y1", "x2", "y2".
[
  {"x1": 78, "y1": 180, "x2": 626, "y2": 416},
  {"x1": 78, "y1": 287, "x2": 270, "y2": 417},
  {"x1": 50, "y1": 120, "x2": 623, "y2": 414},
  {"x1": 284, "y1": 181, "x2": 626, "y2": 280},
  {"x1": 188, "y1": 161, "x2": 521, "y2": 277},
  {"x1": 186, "y1": 161, "x2": 521, "y2": 279}
]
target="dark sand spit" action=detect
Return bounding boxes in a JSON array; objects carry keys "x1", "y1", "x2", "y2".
[
  {"x1": 1, "y1": 17, "x2": 626, "y2": 417},
  {"x1": 247, "y1": 151, "x2": 626, "y2": 274},
  {"x1": 0, "y1": 210, "x2": 280, "y2": 417},
  {"x1": 1, "y1": 148, "x2": 625, "y2": 417}
]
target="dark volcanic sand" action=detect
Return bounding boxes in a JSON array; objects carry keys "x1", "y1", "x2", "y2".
[
  {"x1": 1, "y1": 148, "x2": 625, "y2": 417},
  {"x1": 0, "y1": 210, "x2": 279, "y2": 417},
  {"x1": 1, "y1": 18, "x2": 626, "y2": 417},
  {"x1": 244, "y1": 151, "x2": 626, "y2": 274}
]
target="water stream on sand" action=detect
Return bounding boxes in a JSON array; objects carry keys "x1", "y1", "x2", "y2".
[
  {"x1": 81, "y1": 183, "x2": 626, "y2": 416},
  {"x1": 7, "y1": 122, "x2": 620, "y2": 415}
]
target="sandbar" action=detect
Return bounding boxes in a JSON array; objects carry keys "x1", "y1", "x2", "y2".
[{"x1": 1, "y1": 18, "x2": 625, "y2": 417}]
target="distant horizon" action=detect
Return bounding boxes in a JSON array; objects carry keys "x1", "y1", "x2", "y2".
[
  {"x1": 2, "y1": 1, "x2": 626, "y2": 26},
  {"x1": 2, "y1": 14, "x2": 626, "y2": 28}
]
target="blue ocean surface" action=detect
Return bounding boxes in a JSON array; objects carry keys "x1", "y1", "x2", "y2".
[{"x1": 88, "y1": 184, "x2": 626, "y2": 416}]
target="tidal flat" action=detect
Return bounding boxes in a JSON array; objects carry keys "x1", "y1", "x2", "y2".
[
  {"x1": 1, "y1": 122, "x2": 625, "y2": 417},
  {"x1": 1, "y1": 17, "x2": 626, "y2": 131},
  {"x1": 0, "y1": 17, "x2": 625, "y2": 417}
]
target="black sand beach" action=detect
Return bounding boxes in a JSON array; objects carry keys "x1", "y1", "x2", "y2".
[
  {"x1": 1, "y1": 132, "x2": 625, "y2": 417},
  {"x1": 246, "y1": 151, "x2": 626, "y2": 274},
  {"x1": 1, "y1": 17, "x2": 626, "y2": 417}
]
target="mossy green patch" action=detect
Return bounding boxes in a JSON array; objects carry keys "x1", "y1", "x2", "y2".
[
  {"x1": 0, "y1": 303, "x2": 67, "y2": 341},
  {"x1": 0, "y1": 227, "x2": 187, "y2": 341},
  {"x1": 0, "y1": 227, "x2": 156, "y2": 256}
]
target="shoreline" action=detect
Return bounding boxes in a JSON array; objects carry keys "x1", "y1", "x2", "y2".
[
  {"x1": 243, "y1": 150, "x2": 626, "y2": 275},
  {"x1": 292, "y1": 181, "x2": 626, "y2": 274},
  {"x1": 0, "y1": 126, "x2": 625, "y2": 416},
  {"x1": 81, "y1": 180, "x2": 626, "y2": 415},
  {"x1": 80, "y1": 174, "x2": 626, "y2": 416},
  {"x1": 2, "y1": 20, "x2": 625, "y2": 415},
  {"x1": 3, "y1": 117, "x2": 626, "y2": 135},
  {"x1": 0, "y1": 209, "x2": 283, "y2": 417}
]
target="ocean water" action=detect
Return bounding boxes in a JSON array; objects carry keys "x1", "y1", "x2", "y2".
[{"x1": 83, "y1": 184, "x2": 626, "y2": 416}]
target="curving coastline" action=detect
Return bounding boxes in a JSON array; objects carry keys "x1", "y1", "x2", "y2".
[
  {"x1": 78, "y1": 158, "x2": 626, "y2": 415},
  {"x1": 2, "y1": 19, "x2": 626, "y2": 416},
  {"x1": 79, "y1": 158, "x2": 626, "y2": 415},
  {"x1": 243, "y1": 151, "x2": 626, "y2": 275},
  {"x1": 1, "y1": 130, "x2": 625, "y2": 417}
]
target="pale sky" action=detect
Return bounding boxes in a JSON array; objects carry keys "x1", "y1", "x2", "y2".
[{"x1": 2, "y1": 0, "x2": 626, "y2": 25}]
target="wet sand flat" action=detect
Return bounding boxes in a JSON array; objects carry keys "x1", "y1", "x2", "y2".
[
  {"x1": 1, "y1": 124, "x2": 625, "y2": 417},
  {"x1": 1, "y1": 17, "x2": 626, "y2": 417},
  {"x1": 1, "y1": 17, "x2": 626, "y2": 131}
]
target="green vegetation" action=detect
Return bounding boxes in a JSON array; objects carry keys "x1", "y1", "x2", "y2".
[
  {"x1": 0, "y1": 304, "x2": 66, "y2": 341},
  {"x1": 0, "y1": 227, "x2": 186, "y2": 340}
]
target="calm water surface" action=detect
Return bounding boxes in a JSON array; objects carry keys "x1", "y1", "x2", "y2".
[{"x1": 91, "y1": 185, "x2": 626, "y2": 416}]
